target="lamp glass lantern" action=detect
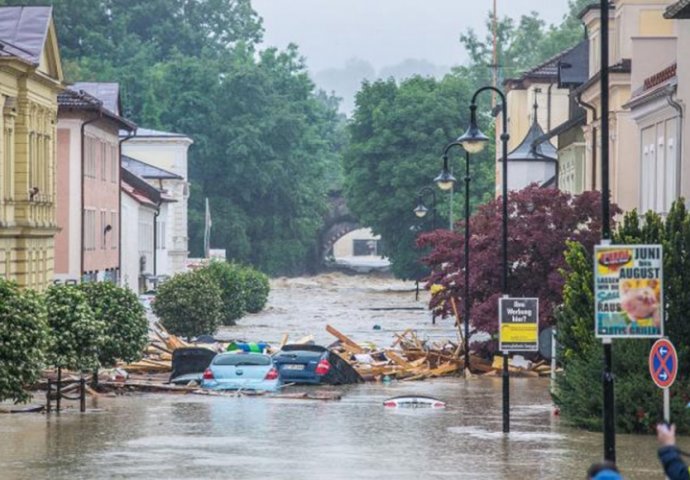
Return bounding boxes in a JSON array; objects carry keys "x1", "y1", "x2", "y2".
[
  {"x1": 413, "y1": 203, "x2": 429, "y2": 218},
  {"x1": 457, "y1": 104, "x2": 490, "y2": 154}
]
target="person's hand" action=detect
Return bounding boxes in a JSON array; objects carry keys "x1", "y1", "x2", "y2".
[{"x1": 657, "y1": 422, "x2": 676, "y2": 447}]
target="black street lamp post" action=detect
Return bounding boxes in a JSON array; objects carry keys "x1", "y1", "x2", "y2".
[
  {"x1": 413, "y1": 186, "x2": 437, "y2": 230},
  {"x1": 435, "y1": 143, "x2": 472, "y2": 376},
  {"x1": 457, "y1": 86, "x2": 510, "y2": 433},
  {"x1": 600, "y1": 0, "x2": 615, "y2": 463}
]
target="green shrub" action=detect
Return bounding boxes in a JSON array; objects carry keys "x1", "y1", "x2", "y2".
[
  {"x1": 554, "y1": 201, "x2": 690, "y2": 433},
  {"x1": 0, "y1": 279, "x2": 49, "y2": 403},
  {"x1": 241, "y1": 266, "x2": 270, "y2": 313},
  {"x1": 153, "y1": 270, "x2": 223, "y2": 339},
  {"x1": 199, "y1": 261, "x2": 246, "y2": 325},
  {"x1": 80, "y1": 282, "x2": 148, "y2": 367},
  {"x1": 45, "y1": 284, "x2": 104, "y2": 371}
]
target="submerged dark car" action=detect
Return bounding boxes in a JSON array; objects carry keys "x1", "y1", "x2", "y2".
[
  {"x1": 169, "y1": 347, "x2": 217, "y2": 385},
  {"x1": 272, "y1": 344, "x2": 363, "y2": 385}
]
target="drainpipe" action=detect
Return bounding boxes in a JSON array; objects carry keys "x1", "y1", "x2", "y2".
[
  {"x1": 547, "y1": 83, "x2": 554, "y2": 132},
  {"x1": 118, "y1": 128, "x2": 137, "y2": 285},
  {"x1": 666, "y1": 85, "x2": 684, "y2": 199},
  {"x1": 575, "y1": 92, "x2": 598, "y2": 190},
  {"x1": 80, "y1": 111, "x2": 102, "y2": 281},
  {"x1": 153, "y1": 178, "x2": 165, "y2": 284},
  {"x1": 153, "y1": 202, "x2": 161, "y2": 280}
]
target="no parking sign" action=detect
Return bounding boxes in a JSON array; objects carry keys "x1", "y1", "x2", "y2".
[{"x1": 649, "y1": 338, "x2": 678, "y2": 389}]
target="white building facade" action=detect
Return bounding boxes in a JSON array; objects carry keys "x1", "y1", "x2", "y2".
[{"x1": 121, "y1": 128, "x2": 192, "y2": 275}]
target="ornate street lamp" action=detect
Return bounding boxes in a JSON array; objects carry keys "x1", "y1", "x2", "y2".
[
  {"x1": 461, "y1": 86, "x2": 510, "y2": 433},
  {"x1": 412, "y1": 186, "x2": 437, "y2": 230},
  {"x1": 436, "y1": 142, "x2": 472, "y2": 378}
]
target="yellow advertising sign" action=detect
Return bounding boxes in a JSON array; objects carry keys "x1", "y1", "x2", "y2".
[{"x1": 499, "y1": 297, "x2": 539, "y2": 352}]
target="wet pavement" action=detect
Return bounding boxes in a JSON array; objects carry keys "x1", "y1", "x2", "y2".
[{"x1": 0, "y1": 273, "x2": 680, "y2": 479}]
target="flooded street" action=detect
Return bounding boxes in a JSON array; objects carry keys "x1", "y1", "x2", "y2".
[{"x1": 0, "y1": 273, "x2": 678, "y2": 479}]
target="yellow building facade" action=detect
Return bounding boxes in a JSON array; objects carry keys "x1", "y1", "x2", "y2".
[{"x1": 0, "y1": 7, "x2": 63, "y2": 289}]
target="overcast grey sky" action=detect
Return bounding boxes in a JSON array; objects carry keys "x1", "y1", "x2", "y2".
[{"x1": 252, "y1": 0, "x2": 572, "y2": 72}]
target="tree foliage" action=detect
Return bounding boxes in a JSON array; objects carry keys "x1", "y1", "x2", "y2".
[
  {"x1": 45, "y1": 285, "x2": 105, "y2": 371},
  {"x1": 459, "y1": 0, "x2": 591, "y2": 87},
  {"x1": 554, "y1": 201, "x2": 690, "y2": 433},
  {"x1": 199, "y1": 261, "x2": 246, "y2": 326},
  {"x1": 80, "y1": 282, "x2": 148, "y2": 367},
  {"x1": 418, "y1": 186, "x2": 611, "y2": 353},
  {"x1": 153, "y1": 271, "x2": 223, "y2": 339},
  {"x1": 343, "y1": 75, "x2": 495, "y2": 279},
  {"x1": 3, "y1": 0, "x2": 345, "y2": 276},
  {"x1": 0, "y1": 279, "x2": 49, "y2": 403}
]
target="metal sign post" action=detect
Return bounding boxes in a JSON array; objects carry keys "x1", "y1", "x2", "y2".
[
  {"x1": 650, "y1": 339, "x2": 678, "y2": 423},
  {"x1": 595, "y1": 242, "x2": 664, "y2": 463},
  {"x1": 499, "y1": 297, "x2": 539, "y2": 434}
]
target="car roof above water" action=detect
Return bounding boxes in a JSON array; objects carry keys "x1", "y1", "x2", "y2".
[
  {"x1": 280, "y1": 344, "x2": 327, "y2": 353},
  {"x1": 212, "y1": 352, "x2": 272, "y2": 366}
]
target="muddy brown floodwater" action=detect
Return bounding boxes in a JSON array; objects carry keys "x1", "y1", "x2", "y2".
[{"x1": 0, "y1": 273, "x2": 683, "y2": 479}]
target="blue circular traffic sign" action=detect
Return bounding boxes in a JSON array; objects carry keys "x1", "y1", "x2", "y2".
[{"x1": 649, "y1": 339, "x2": 678, "y2": 389}]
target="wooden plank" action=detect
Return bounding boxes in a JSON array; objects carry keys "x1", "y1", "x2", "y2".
[
  {"x1": 278, "y1": 333, "x2": 289, "y2": 349},
  {"x1": 326, "y1": 325, "x2": 364, "y2": 353},
  {"x1": 384, "y1": 350, "x2": 415, "y2": 369},
  {"x1": 294, "y1": 334, "x2": 314, "y2": 345}
]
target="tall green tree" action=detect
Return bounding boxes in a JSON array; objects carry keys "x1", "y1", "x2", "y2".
[
  {"x1": 343, "y1": 75, "x2": 495, "y2": 279},
  {"x1": 80, "y1": 282, "x2": 148, "y2": 367},
  {"x1": 0, "y1": 280, "x2": 49, "y2": 403},
  {"x1": 45, "y1": 285, "x2": 105, "y2": 372}
]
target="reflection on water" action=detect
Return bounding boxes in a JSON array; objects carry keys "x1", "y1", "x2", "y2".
[
  {"x1": 0, "y1": 274, "x2": 679, "y2": 479},
  {"x1": 0, "y1": 379, "x2": 673, "y2": 480}
]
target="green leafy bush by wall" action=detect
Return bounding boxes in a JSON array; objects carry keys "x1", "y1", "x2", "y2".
[
  {"x1": 199, "y1": 261, "x2": 246, "y2": 325},
  {"x1": 153, "y1": 270, "x2": 223, "y2": 339},
  {"x1": 241, "y1": 266, "x2": 270, "y2": 314},
  {"x1": 554, "y1": 201, "x2": 690, "y2": 433},
  {"x1": 0, "y1": 279, "x2": 49, "y2": 403}
]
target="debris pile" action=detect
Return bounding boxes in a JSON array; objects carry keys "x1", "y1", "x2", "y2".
[
  {"x1": 121, "y1": 323, "x2": 192, "y2": 374},
  {"x1": 325, "y1": 324, "x2": 554, "y2": 381}
]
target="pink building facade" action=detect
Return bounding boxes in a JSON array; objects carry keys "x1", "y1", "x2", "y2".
[{"x1": 55, "y1": 86, "x2": 135, "y2": 283}]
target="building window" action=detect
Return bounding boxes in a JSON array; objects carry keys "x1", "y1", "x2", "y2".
[
  {"x1": 84, "y1": 136, "x2": 95, "y2": 178},
  {"x1": 157, "y1": 219, "x2": 166, "y2": 250},
  {"x1": 101, "y1": 210, "x2": 107, "y2": 249},
  {"x1": 111, "y1": 145, "x2": 118, "y2": 183},
  {"x1": 641, "y1": 120, "x2": 678, "y2": 214},
  {"x1": 84, "y1": 210, "x2": 96, "y2": 250},
  {"x1": 111, "y1": 211, "x2": 118, "y2": 249},
  {"x1": 101, "y1": 142, "x2": 107, "y2": 181}
]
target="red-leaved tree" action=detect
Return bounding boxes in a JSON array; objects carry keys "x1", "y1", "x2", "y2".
[{"x1": 417, "y1": 185, "x2": 617, "y2": 354}]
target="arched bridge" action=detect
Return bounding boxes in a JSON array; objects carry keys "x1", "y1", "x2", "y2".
[{"x1": 317, "y1": 191, "x2": 360, "y2": 266}]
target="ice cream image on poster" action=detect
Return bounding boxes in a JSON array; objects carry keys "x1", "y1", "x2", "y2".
[{"x1": 594, "y1": 245, "x2": 663, "y2": 338}]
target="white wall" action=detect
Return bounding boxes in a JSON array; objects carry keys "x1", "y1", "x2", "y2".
[
  {"x1": 122, "y1": 135, "x2": 192, "y2": 276},
  {"x1": 120, "y1": 193, "x2": 140, "y2": 291},
  {"x1": 507, "y1": 161, "x2": 557, "y2": 191}
]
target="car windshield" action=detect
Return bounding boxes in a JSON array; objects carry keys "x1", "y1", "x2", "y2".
[{"x1": 213, "y1": 354, "x2": 271, "y2": 366}]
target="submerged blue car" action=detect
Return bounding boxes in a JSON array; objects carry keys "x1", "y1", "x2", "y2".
[
  {"x1": 201, "y1": 352, "x2": 281, "y2": 392},
  {"x1": 272, "y1": 344, "x2": 363, "y2": 385}
]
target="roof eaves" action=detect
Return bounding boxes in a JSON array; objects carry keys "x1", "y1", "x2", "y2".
[
  {"x1": 571, "y1": 59, "x2": 632, "y2": 97},
  {"x1": 664, "y1": 0, "x2": 690, "y2": 18},
  {"x1": 578, "y1": 2, "x2": 614, "y2": 20},
  {"x1": 504, "y1": 43, "x2": 583, "y2": 85}
]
